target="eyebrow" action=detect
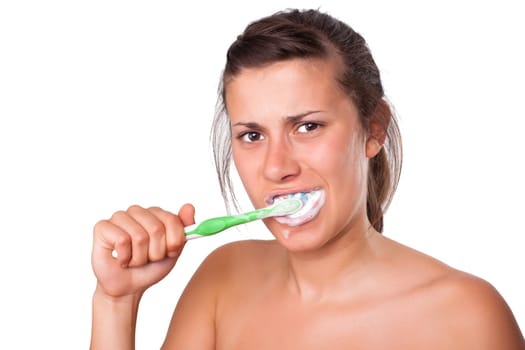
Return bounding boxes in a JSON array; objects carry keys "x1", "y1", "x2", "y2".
[{"x1": 232, "y1": 110, "x2": 323, "y2": 128}]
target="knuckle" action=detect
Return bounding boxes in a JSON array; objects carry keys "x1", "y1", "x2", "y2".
[
  {"x1": 170, "y1": 232, "x2": 186, "y2": 248},
  {"x1": 110, "y1": 210, "x2": 127, "y2": 221},
  {"x1": 134, "y1": 231, "x2": 150, "y2": 247},
  {"x1": 93, "y1": 219, "x2": 108, "y2": 232},
  {"x1": 115, "y1": 235, "x2": 131, "y2": 248},
  {"x1": 126, "y1": 204, "x2": 143, "y2": 213},
  {"x1": 149, "y1": 222, "x2": 165, "y2": 238},
  {"x1": 165, "y1": 213, "x2": 180, "y2": 227},
  {"x1": 149, "y1": 222, "x2": 166, "y2": 239}
]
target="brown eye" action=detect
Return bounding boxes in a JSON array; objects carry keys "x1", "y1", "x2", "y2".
[
  {"x1": 241, "y1": 131, "x2": 264, "y2": 142},
  {"x1": 297, "y1": 122, "x2": 320, "y2": 133}
]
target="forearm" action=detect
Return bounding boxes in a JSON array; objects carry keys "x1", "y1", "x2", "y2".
[{"x1": 90, "y1": 286, "x2": 142, "y2": 350}]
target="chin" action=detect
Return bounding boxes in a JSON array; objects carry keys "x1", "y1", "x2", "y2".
[{"x1": 269, "y1": 220, "x2": 328, "y2": 252}]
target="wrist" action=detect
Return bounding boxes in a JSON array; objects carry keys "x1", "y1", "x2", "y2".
[
  {"x1": 94, "y1": 284, "x2": 144, "y2": 306},
  {"x1": 91, "y1": 285, "x2": 143, "y2": 349}
]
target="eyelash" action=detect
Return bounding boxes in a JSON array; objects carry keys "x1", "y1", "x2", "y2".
[
  {"x1": 239, "y1": 131, "x2": 264, "y2": 143},
  {"x1": 237, "y1": 121, "x2": 323, "y2": 143},
  {"x1": 296, "y1": 122, "x2": 321, "y2": 133}
]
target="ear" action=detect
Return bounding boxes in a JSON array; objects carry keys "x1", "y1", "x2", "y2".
[
  {"x1": 365, "y1": 100, "x2": 390, "y2": 158},
  {"x1": 366, "y1": 125, "x2": 384, "y2": 158}
]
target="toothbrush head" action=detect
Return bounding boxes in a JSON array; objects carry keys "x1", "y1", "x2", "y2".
[{"x1": 267, "y1": 198, "x2": 303, "y2": 217}]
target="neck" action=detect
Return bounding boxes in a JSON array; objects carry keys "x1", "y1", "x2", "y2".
[{"x1": 284, "y1": 222, "x2": 378, "y2": 302}]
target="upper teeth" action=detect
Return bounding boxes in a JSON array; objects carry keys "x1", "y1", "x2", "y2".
[
  {"x1": 272, "y1": 190, "x2": 322, "y2": 218},
  {"x1": 273, "y1": 191, "x2": 311, "y2": 204},
  {"x1": 272, "y1": 189, "x2": 325, "y2": 226}
]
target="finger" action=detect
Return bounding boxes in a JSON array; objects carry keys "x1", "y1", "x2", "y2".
[
  {"x1": 148, "y1": 207, "x2": 186, "y2": 258},
  {"x1": 126, "y1": 205, "x2": 166, "y2": 262},
  {"x1": 93, "y1": 219, "x2": 132, "y2": 268},
  {"x1": 110, "y1": 208, "x2": 150, "y2": 267},
  {"x1": 178, "y1": 203, "x2": 196, "y2": 226}
]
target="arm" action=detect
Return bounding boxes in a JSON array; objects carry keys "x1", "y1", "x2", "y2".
[{"x1": 90, "y1": 288, "x2": 141, "y2": 349}]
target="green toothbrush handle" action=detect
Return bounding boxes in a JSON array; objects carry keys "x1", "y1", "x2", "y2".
[
  {"x1": 185, "y1": 209, "x2": 268, "y2": 240},
  {"x1": 184, "y1": 199, "x2": 302, "y2": 240}
]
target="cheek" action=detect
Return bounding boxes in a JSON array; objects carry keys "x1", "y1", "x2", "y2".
[
  {"x1": 308, "y1": 134, "x2": 365, "y2": 173},
  {"x1": 232, "y1": 147, "x2": 259, "y2": 191},
  {"x1": 232, "y1": 149, "x2": 246, "y2": 178}
]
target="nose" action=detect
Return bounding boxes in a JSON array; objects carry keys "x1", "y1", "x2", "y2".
[{"x1": 263, "y1": 137, "x2": 300, "y2": 182}]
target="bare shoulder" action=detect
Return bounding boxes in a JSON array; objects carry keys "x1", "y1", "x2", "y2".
[
  {"x1": 382, "y1": 236, "x2": 524, "y2": 348},
  {"x1": 432, "y1": 269, "x2": 524, "y2": 348},
  {"x1": 162, "y1": 240, "x2": 277, "y2": 348},
  {"x1": 206, "y1": 238, "x2": 279, "y2": 261},
  {"x1": 200, "y1": 239, "x2": 280, "y2": 281}
]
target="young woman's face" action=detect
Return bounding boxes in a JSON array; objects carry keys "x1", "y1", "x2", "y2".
[{"x1": 225, "y1": 58, "x2": 382, "y2": 251}]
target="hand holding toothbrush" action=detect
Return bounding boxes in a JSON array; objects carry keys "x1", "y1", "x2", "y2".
[
  {"x1": 91, "y1": 198, "x2": 302, "y2": 298},
  {"x1": 91, "y1": 204, "x2": 195, "y2": 298},
  {"x1": 90, "y1": 197, "x2": 302, "y2": 348}
]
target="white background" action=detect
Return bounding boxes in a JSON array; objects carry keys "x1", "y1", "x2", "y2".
[{"x1": 1, "y1": 0, "x2": 523, "y2": 348}]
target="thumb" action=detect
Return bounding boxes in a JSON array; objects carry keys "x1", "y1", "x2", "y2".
[{"x1": 178, "y1": 203, "x2": 195, "y2": 227}]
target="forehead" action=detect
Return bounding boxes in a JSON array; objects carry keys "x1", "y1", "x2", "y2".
[{"x1": 225, "y1": 58, "x2": 349, "y2": 120}]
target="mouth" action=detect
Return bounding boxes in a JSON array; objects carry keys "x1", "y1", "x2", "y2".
[{"x1": 269, "y1": 189, "x2": 326, "y2": 227}]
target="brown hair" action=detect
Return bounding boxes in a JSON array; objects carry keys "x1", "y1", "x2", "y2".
[{"x1": 211, "y1": 8, "x2": 402, "y2": 233}]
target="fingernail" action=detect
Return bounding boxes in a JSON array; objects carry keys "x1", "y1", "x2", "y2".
[{"x1": 167, "y1": 251, "x2": 178, "y2": 258}]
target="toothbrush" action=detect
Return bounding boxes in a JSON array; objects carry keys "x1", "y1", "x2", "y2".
[{"x1": 185, "y1": 198, "x2": 303, "y2": 240}]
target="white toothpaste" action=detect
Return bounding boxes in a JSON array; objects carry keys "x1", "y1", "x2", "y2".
[{"x1": 274, "y1": 189, "x2": 326, "y2": 227}]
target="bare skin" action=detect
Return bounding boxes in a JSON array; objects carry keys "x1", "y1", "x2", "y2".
[
  {"x1": 164, "y1": 236, "x2": 523, "y2": 349},
  {"x1": 91, "y1": 58, "x2": 524, "y2": 349}
]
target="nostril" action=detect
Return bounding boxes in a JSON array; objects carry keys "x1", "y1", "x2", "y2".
[
  {"x1": 281, "y1": 173, "x2": 298, "y2": 182},
  {"x1": 262, "y1": 141, "x2": 301, "y2": 182}
]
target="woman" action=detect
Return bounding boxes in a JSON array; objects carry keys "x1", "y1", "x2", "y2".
[{"x1": 90, "y1": 9, "x2": 524, "y2": 349}]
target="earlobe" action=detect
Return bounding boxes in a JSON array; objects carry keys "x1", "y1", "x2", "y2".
[
  {"x1": 366, "y1": 136, "x2": 383, "y2": 158},
  {"x1": 366, "y1": 100, "x2": 390, "y2": 158}
]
